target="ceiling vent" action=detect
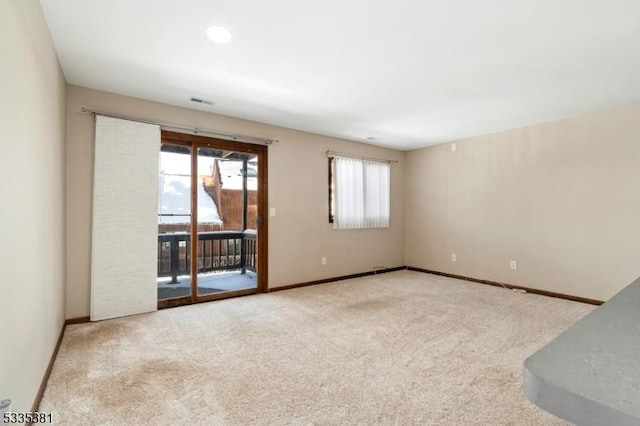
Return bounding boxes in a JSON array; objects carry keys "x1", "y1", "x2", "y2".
[{"x1": 190, "y1": 97, "x2": 214, "y2": 106}]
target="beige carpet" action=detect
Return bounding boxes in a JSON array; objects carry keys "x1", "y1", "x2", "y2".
[{"x1": 41, "y1": 270, "x2": 594, "y2": 425}]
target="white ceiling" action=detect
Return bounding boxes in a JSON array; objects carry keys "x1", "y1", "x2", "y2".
[{"x1": 40, "y1": 0, "x2": 640, "y2": 150}]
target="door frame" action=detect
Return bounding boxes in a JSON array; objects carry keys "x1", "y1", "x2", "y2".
[{"x1": 158, "y1": 130, "x2": 268, "y2": 309}]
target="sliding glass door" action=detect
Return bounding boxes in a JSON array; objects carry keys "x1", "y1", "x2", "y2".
[
  {"x1": 194, "y1": 146, "x2": 259, "y2": 297},
  {"x1": 157, "y1": 143, "x2": 193, "y2": 304},
  {"x1": 156, "y1": 132, "x2": 267, "y2": 308}
]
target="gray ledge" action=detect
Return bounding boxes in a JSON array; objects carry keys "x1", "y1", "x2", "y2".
[{"x1": 524, "y1": 277, "x2": 640, "y2": 425}]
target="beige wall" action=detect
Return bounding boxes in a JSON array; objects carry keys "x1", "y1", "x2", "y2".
[
  {"x1": 66, "y1": 85, "x2": 405, "y2": 318},
  {"x1": 0, "y1": 0, "x2": 66, "y2": 412},
  {"x1": 405, "y1": 103, "x2": 640, "y2": 301}
]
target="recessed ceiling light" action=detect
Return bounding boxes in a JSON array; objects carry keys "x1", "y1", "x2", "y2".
[{"x1": 206, "y1": 26, "x2": 232, "y2": 44}]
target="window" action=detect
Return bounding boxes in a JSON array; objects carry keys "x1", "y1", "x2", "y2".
[{"x1": 329, "y1": 155, "x2": 390, "y2": 229}]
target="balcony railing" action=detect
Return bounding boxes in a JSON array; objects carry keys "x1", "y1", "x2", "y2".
[{"x1": 158, "y1": 230, "x2": 257, "y2": 284}]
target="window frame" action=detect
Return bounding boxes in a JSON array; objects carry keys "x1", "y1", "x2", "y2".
[
  {"x1": 328, "y1": 154, "x2": 390, "y2": 229},
  {"x1": 328, "y1": 157, "x2": 335, "y2": 224}
]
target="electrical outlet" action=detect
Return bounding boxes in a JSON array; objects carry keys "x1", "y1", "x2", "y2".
[
  {"x1": 451, "y1": 253, "x2": 457, "y2": 262},
  {"x1": 510, "y1": 260, "x2": 517, "y2": 270},
  {"x1": 321, "y1": 257, "x2": 327, "y2": 265},
  {"x1": 451, "y1": 143, "x2": 457, "y2": 152}
]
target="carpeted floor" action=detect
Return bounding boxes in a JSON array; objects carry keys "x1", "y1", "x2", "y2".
[{"x1": 41, "y1": 270, "x2": 594, "y2": 425}]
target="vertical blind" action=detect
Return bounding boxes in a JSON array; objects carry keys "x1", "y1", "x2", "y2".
[
  {"x1": 91, "y1": 116, "x2": 160, "y2": 321},
  {"x1": 333, "y1": 156, "x2": 390, "y2": 229}
]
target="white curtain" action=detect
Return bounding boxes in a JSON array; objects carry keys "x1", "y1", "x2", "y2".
[
  {"x1": 91, "y1": 115, "x2": 160, "y2": 321},
  {"x1": 334, "y1": 156, "x2": 390, "y2": 229}
]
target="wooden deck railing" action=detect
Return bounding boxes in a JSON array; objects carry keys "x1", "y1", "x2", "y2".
[
  {"x1": 242, "y1": 229, "x2": 257, "y2": 273},
  {"x1": 157, "y1": 230, "x2": 257, "y2": 283}
]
